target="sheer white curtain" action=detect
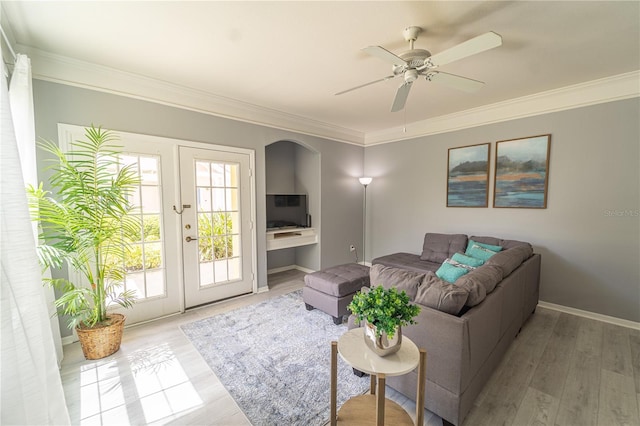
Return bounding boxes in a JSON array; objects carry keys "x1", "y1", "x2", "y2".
[
  {"x1": 9, "y1": 54, "x2": 64, "y2": 364},
  {"x1": 1, "y1": 56, "x2": 70, "y2": 424}
]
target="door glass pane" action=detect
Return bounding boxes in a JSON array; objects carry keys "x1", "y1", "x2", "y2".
[
  {"x1": 197, "y1": 188, "x2": 212, "y2": 212},
  {"x1": 195, "y1": 161, "x2": 210, "y2": 186},
  {"x1": 195, "y1": 160, "x2": 242, "y2": 287},
  {"x1": 141, "y1": 186, "x2": 161, "y2": 213},
  {"x1": 118, "y1": 154, "x2": 166, "y2": 300}
]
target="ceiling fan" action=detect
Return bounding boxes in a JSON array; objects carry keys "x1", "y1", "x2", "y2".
[{"x1": 336, "y1": 26, "x2": 502, "y2": 112}]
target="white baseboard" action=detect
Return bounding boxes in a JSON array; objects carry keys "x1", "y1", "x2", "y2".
[
  {"x1": 61, "y1": 335, "x2": 77, "y2": 345},
  {"x1": 267, "y1": 264, "x2": 316, "y2": 275},
  {"x1": 538, "y1": 301, "x2": 640, "y2": 330}
]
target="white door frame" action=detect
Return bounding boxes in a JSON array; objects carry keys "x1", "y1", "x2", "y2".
[{"x1": 57, "y1": 123, "x2": 257, "y2": 319}]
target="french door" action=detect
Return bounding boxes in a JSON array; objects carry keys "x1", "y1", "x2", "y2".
[
  {"x1": 58, "y1": 125, "x2": 255, "y2": 324},
  {"x1": 179, "y1": 147, "x2": 254, "y2": 308}
]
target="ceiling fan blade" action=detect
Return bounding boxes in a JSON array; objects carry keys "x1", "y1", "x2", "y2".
[
  {"x1": 391, "y1": 82, "x2": 413, "y2": 112},
  {"x1": 335, "y1": 75, "x2": 397, "y2": 96},
  {"x1": 425, "y1": 32, "x2": 502, "y2": 68},
  {"x1": 363, "y1": 46, "x2": 407, "y2": 66},
  {"x1": 426, "y1": 71, "x2": 485, "y2": 92}
]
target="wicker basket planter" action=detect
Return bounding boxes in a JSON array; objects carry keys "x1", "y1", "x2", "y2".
[{"x1": 76, "y1": 313, "x2": 126, "y2": 360}]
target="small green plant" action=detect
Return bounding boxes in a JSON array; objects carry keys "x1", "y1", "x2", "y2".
[{"x1": 348, "y1": 285, "x2": 421, "y2": 339}]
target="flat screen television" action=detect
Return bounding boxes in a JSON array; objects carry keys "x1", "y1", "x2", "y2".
[{"x1": 266, "y1": 194, "x2": 308, "y2": 229}]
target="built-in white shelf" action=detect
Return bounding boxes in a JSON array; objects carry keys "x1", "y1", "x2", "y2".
[{"x1": 266, "y1": 227, "x2": 318, "y2": 251}]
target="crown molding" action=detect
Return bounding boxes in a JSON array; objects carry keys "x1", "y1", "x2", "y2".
[
  {"x1": 22, "y1": 46, "x2": 638, "y2": 147},
  {"x1": 365, "y1": 70, "x2": 640, "y2": 146},
  {"x1": 21, "y1": 45, "x2": 365, "y2": 146}
]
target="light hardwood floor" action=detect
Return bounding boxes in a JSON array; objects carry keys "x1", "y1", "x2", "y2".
[{"x1": 60, "y1": 270, "x2": 640, "y2": 425}]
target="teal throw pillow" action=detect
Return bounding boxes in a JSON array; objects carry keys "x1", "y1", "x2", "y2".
[
  {"x1": 466, "y1": 239, "x2": 503, "y2": 253},
  {"x1": 452, "y1": 252, "x2": 485, "y2": 268},
  {"x1": 466, "y1": 244, "x2": 499, "y2": 262},
  {"x1": 436, "y1": 260, "x2": 470, "y2": 283}
]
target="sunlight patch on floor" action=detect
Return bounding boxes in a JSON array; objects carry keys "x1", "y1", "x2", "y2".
[{"x1": 77, "y1": 344, "x2": 202, "y2": 425}]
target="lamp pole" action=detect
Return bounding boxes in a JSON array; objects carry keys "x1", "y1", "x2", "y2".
[{"x1": 358, "y1": 177, "x2": 372, "y2": 265}]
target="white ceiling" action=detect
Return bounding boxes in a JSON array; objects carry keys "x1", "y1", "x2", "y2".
[{"x1": 2, "y1": 1, "x2": 639, "y2": 143}]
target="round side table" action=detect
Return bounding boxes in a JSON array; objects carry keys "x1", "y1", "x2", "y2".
[{"x1": 330, "y1": 328, "x2": 426, "y2": 426}]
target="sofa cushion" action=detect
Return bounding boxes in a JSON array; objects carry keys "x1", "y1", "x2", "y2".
[
  {"x1": 466, "y1": 243, "x2": 500, "y2": 262},
  {"x1": 373, "y1": 252, "x2": 440, "y2": 273},
  {"x1": 435, "y1": 260, "x2": 470, "y2": 283},
  {"x1": 414, "y1": 272, "x2": 469, "y2": 315},
  {"x1": 485, "y1": 244, "x2": 533, "y2": 277},
  {"x1": 420, "y1": 233, "x2": 468, "y2": 263},
  {"x1": 456, "y1": 264, "x2": 504, "y2": 298},
  {"x1": 369, "y1": 264, "x2": 423, "y2": 301},
  {"x1": 470, "y1": 236, "x2": 532, "y2": 251},
  {"x1": 451, "y1": 252, "x2": 485, "y2": 268}
]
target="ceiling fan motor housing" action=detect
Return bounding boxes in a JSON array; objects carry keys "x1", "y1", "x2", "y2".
[{"x1": 393, "y1": 49, "x2": 432, "y2": 75}]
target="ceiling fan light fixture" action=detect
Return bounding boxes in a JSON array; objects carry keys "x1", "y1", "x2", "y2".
[{"x1": 404, "y1": 69, "x2": 418, "y2": 83}]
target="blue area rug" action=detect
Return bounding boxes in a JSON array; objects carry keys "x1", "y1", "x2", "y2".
[{"x1": 180, "y1": 290, "x2": 369, "y2": 426}]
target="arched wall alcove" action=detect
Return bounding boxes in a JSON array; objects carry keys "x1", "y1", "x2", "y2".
[{"x1": 265, "y1": 139, "x2": 321, "y2": 275}]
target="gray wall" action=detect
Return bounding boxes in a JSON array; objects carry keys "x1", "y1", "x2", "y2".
[
  {"x1": 364, "y1": 98, "x2": 640, "y2": 322},
  {"x1": 265, "y1": 141, "x2": 295, "y2": 193},
  {"x1": 33, "y1": 80, "x2": 364, "y2": 306},
  {"x1": 265, "y1": 140, "x2": 322, "y2": 271}
]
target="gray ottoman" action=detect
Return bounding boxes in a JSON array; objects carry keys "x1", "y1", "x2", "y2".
[{"x1": 303, "y1": 263, "x2": 370, "y2": 325}]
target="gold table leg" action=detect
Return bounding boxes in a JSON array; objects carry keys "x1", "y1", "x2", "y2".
[
  {"x1": 416, "y1": 349, "x2": 427, "y2": 426},
  {"x1": 331, "y1": 341, "x2": 337, "y2": 426},
  {"x1": 376, "y1": 373, "x2": 386, "y2": 426}
]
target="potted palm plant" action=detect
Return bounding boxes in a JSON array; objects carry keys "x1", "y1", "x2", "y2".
[
  {"x1": 27, "y1": 126, "x2": 140, "y2": 359},
  {"x1": 348, "y1": 285, "x2": 421, "y2": 356}
]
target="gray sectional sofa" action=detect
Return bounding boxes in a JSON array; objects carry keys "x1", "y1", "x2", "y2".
[{"x1": 349, "y1": 233, "x2": 541, "y2": 426}]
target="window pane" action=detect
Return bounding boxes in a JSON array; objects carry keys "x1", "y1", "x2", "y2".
[
  {"x1": 145, "y1": 269, "x2": 165, "y2": 298},
  {"x1": 200, "y1": 262, "x2": 214, "y2": 287},
  {"x1": 214, "y1": 260, "x2": 228, "y2": 282},
  {"x1": 212, "y1": 212, "x2": 227, "y2": 236},
  {"x1": 125, "y1": 244, "x2": 144, "y2": 272},
  {"x1": 140, "y1": 157, "x2": 158, "y2": 185},
  {"x1": 228, "y1": 257, "x2": 241, "y2": 281},
  {"x1": 144, "y1": 242, "x2": 162, "y2": 270},
  {"x1": 230, "y1": 234, "x2": 240, "y2": 258},
  {"x1": 195, "y1": 161, "x2": 210, "y2": 186},
  {"x1": 199, "y1": 237, "x2": 213, "y2": 262},
  {"x1": 228, "y1": 212, "x2": 240, "y2": 234},
  {"x1": 226, "y1": 164, "x2": 238, "y2": 188},
  {"x1": 212, "y1": 188, "x2": 225, "y2": 211},
  {"x1": 213, "y1": 236, "x2": 227, "y2": 259},
  {"x1": 128, "y1": 187, "x2": 141, "y2": 207},
  {"x1": 141, "y1": 186, "x2": 160, "y2": 213},
  {"x1": 142, "y1": 215, "x2": 161, "y2": 242},
  {"x1": 226, "y1": 188, "x2": 238, "y2": 211},
  {"x1": 125, "y1": 271, "x2": 146, "y2": 299},
  {"x1": 211, "y1": 163, "x2": 225, "y2": 187},
  {"x1": 197, "y1": 187, "x2": 212, "y2": 212}
]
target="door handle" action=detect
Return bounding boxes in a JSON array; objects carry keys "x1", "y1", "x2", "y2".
[{"x1": 185, "y1": 236, "x2": 198, "y2": 242}]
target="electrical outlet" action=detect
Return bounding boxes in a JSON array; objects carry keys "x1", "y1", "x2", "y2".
[{"x1": 349, "y1": 244, "x2": 355, "y2": 252}]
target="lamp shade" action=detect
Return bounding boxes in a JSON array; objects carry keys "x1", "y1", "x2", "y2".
[{"x1": 359, "y1": 177, "x2": 372, "y2": 186}]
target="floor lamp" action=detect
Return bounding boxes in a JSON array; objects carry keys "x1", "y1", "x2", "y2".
[{"x1": 359, "y1": 177, "x2": 372, "y2": 265}]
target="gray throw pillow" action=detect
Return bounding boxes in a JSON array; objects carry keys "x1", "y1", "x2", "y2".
[
  {"x1": 419, "y1": 233, "x2": 468, "y2": 263},
  {"x1": 414, "y1": 272, "x2": 469, "y2": 315},
  {"x1": 369, "y1": 264, "x2": 424, "y2": 301}
]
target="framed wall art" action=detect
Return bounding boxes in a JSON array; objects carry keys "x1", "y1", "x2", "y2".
[
  {"x1": 493, "y1": 134, "x2": 551, "y2": 208},
  {"x1": 447, "y1": 143, "x2": 490, "y2": 207}
]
